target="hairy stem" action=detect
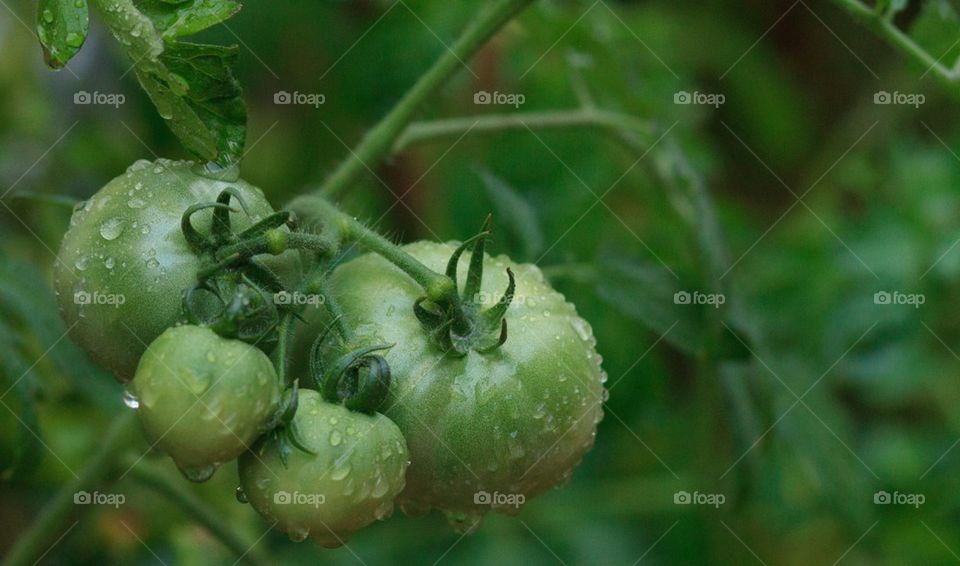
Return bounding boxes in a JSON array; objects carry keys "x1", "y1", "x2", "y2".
[
  {"x1": 125, "y1": 458, "x2": 270, "y2": 566},
  {"x1": 3, "y1": 410, "x2": 139, "y2": 566},
  {"x1": 308, "y1": 0, "x2": 534, "y2": 200},
  {"x1": 288, "y1": 198, "x2": 455, "y2": 303}
]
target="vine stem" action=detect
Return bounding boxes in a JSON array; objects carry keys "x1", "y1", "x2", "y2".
[
  {"x1": 3, "y1": 410, "x2": 140, "y2": 566},
  {"x1": 287, "y1": 198, "x2": 457, "y2": 304},
  {"x1": 299, "y1": 0, "x2": 534, "y2": 201},
  {"x1": 830, "y1": 0, "x2": 959, "y2": 94},
  {"x1": 394, "y1": 109, "x2": 655, "y2": 152},
  {"x1": 124, "y1": 458, "x2": 270, "y2": 566}
]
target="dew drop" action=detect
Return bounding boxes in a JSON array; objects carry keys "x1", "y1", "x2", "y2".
[
  {"x1": 329, "y1": 430, "x2": 342, "y2": 447},
  {"x1": 330, "y1": 461, "x2": 351, "y2": 480},
  {"x1": 235, "y1": 486, "x2": 248, "y2": 503},
  {"x1": 104, "y1": 257, "x2": 115, "y2": 269},
  {"x1": 64, "y1": 32, "x2": 83, "y2": 47},
  {"x1": 146, "y1": 258, "x2": 160, "y2": 269},
  {"x1": 99, "y1": 217, "x2": 125, "y2": 240},
  {"x1": 287, "y1": 528, "x2": 309, "y2": 543},
  {"x1": 569, "y1": 317, "x2": 591, "y2": 341},
  {"x1": 122, "y1": 389, "x2": 139, "y2": 408},
  {"x1": 75, "y1": 256, "x2": 89, "y2": 271},
  {"x1": 41, "y1": 8, "x2": 53, "y2": 23},
  {"x1": 128, "y1": 197, "x2": 146, "y2": 209},
  {"x1": 179, "y1": 464, "x2": 216, "y2": 483}
]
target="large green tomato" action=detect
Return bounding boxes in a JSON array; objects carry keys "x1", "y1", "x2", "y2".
[
  {"x1": 131, "y1": 325, "x2": 282, "y2": 481},
  {"x1": 307, "y1": 241, "x2": 606, "y2": 531},
  {"x1": 238, "y1": 389, "x2": 409, "y2": 547},
  {"x1": 55, "y1": 159, "x2": 299, "y2": 381}
]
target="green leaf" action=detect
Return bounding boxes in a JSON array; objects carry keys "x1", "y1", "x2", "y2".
[
  {"x1": 36, "y1": 0, "x2": 89, "y2": 69},
  {"x1": 135, "y1": 0, "x2": 242, "y2": 39},
  {"x1": 593, "y1": 251, "x2": 703, "y2": 355},
  {"x1": 135, "y1": 41, "x2": 247, "y2": 164},
  {"x1": 476, "y1": 167, "x2": 545, "y2": 261}
]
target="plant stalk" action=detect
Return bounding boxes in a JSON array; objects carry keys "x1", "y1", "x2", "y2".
[
  {"x1": 301, "y1": 0, "x2": 534, "y2": 201},
  {"x1": 3, "y1": 410, "x2": 139, "y2": 566}
]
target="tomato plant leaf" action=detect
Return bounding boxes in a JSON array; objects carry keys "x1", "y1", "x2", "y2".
[
  {"x1": 135, "y1": 41, "x2": 246, "y2": 165},
  {"x1": 36, "y1": 0, "x2": 89, "y2": 69},
  {"x1": 593, "y1": 251, "x2": 703, "y2": 355},
  {"x1": 476, "y1": 168, "x2": 545, "y2": 261},
  {"x1": 135, "y1": 0, "x2": 242, "y2": 39}
]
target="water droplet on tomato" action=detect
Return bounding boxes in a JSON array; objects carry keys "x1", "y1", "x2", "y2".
[
  {"x1": 99, "y1": 217, "x2": 125, "y2": 240},
  {"x1": 329, "y1": 430, "x2": 342, "y2": 446},
  {"x1": 122, "y1": 389, "x2": 139, "y2": 408},
  {"x1": 235, "y1": 486, "x2": 248, "y2": 503}
]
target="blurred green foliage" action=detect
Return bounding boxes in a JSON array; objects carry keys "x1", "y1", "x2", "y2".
[{"x1": 4, "y1": 0, "x2": 960, "y2": 564}]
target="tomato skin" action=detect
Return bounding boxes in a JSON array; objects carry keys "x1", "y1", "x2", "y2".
[
  {"x1": 238, "y1": 389, "x2": 409, "y2": 547},
  {"x1": 130, "y1": 325, "x2": 282, "y2": 479},
  {"x1": 304, "y1": 241, "x2": 606, "y2": 526},
  {"x1": 54, "y1": 159, "x2": 299, "y2": 381}
]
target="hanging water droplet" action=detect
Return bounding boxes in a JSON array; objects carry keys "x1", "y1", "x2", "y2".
[
  {"x1": 99, "y1": 217, "x2": 125, "y2": 240},
  {"x1": 146, "y1": 257, "x2": 160, "y2": 269},
  {"x1": 287, "y1": 528, "x2": 309, "y2": 543},
  {"x1": 122, "y1": 389, "x2": 139, "y2": 408},
  {"x1": 235, "y1": 486, "x2": 248, "y2": 503},
  {"x1": 179, "y1": 464, "x2": 216, "y2": 483}
]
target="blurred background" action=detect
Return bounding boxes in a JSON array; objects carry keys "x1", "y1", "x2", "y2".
[{"x1": 3, "y1": 0, "x2": 960, "y2": 563}]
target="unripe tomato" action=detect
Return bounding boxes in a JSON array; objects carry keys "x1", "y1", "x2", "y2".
[
  {"x1": 130, "y1": 325, "x2": 282, "y2": 480},
  {"x1": 297, "y1": 241, "x2": 606, "y2": 531},
  {"x1": 55, "y1": 159, "x2": 299, "y2": 381},
  {"x1": 238, "y1": 389, "x2": 409, "y2": 547}
]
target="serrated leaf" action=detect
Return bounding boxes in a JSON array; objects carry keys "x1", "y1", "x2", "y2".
[
  {"x1": 37, "y1": 0, "x2": 89, "y2": 69},
  {"x1": 135, "y1": 41, "x2": 246, "y2": 164},
  {"x1": 135, "y1": 0, "x2": 242, "y2": 39},
  {"x1": 476, "y1": 167, "x2": 545, "y2": 261}
]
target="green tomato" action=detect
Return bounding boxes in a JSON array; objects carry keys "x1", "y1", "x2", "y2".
[
  {"x1": 131, "y1": 325, "x2": 282, "y2": 481},
  {"x1": 238, "y1": 389, "x2": 409, "y2": 547},
  {"x1": 300, "y1": 241, "x2": 606, "y2": 531},
  {"x1": 55, "y1": 158, "x2": 299, "y2": 382}
]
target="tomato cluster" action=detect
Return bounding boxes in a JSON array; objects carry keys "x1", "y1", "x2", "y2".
[{"x1": 56, "y1": 159, "x2": 606, "y2": 544}]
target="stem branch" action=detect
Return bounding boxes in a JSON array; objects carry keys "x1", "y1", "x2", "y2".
[{"x1": 309, "y1": 0, "x2": 534, "y2": 200}]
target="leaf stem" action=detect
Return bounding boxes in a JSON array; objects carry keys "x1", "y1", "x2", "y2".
[
  {"x1": 394, "y1": 109, "x2": 655, "y2": 152},
  {"x1": 308, "y1": 0, "x2": 535, "y2": 200},
  {"x1": 3, "y1": 410, "x2": 139, "y2": 566},
  {"x1": 830, "y1": 0, "x2": 958, "y2": 94},
  {"x1": 124, "y1": 457, "x2": 270, "y2": 566}
]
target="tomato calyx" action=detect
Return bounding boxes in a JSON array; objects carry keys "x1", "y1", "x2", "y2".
[
  {"x1": 413, "y1": 216, "x2": 515, "y2": 355},
  {"x1": 308, "y1": 325, "x2": 394, "y2": 415},
  {"x1": 261, "y1": 379, "x2": 317, "y2": 467}
]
